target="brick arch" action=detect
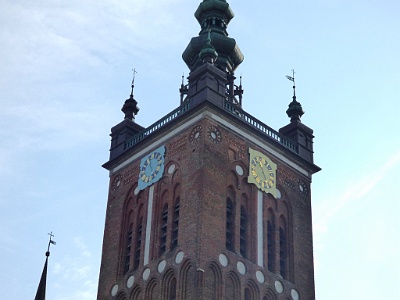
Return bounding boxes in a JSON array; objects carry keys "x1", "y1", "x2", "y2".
[
  {"x1": 204, "y1": 261, "x2": 223, "y2": 299},
  {"x1": 145, "y1": 277, "x2": 159, "y2": 300},
  {"x1": 225, "y1": 271, "x2": 240, "y2": 300},
  {"x1": 276, "y1": 185, "x2": 293, "y2": 215},
  {"x1": 244, "y1": 279, "x2": 259, "y2": 300},
  {"x1": 263, "y1": 288, "x2": 277, "y2": 300},
  {"x1": 227, "y1": 169, "x2": 240, "y2": 189},
  {"x1": 129, "y1": 285, "x2": 142, "y2": 300},
  {"x1": 115, "y1": 291, "x2": 128, "y2": 300},
  {"x1": 179, "y1": 259, "x2": 196, "y2": 299},
  {"x1": 170, "y1": 162, "x2": 182, "y2": 186},
  {"x1": 264, "y1": 191, "x2": 278, "y2": 211},
  {"x1": 162, "y1": 268, "x2": 177, "y2": 300}
]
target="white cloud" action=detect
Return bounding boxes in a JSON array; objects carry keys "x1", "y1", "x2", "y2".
[
  {"x1": 50, "y1": 236, "x2": 98, "y2": 300},
  {"x1": 314, "y1": 151, "x2": 400, "y2": 231}
]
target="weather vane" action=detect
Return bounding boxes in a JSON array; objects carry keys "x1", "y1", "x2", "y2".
[
  {"x1": 46, "y1": 231, "x2": 56, "y2": 256},
  {"x1": 286, "y1": 69, "x2": 296, "y2": 97},
  {"x1": 131, "y1": 68, "x2": 137, "y2": 97}
]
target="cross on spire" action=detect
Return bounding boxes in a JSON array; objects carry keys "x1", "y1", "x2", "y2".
[
  {"x1": 131, "y1": 68, "x2": 137, "y2": 97},
  {"x1": 46, "y1": 231, "x2": 56, "y2": 256},
  {"x1": 286, "y1": 69, "x2": 296, "y2": 97}
]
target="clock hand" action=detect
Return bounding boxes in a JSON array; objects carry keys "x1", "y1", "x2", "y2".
[
  {"x1": 258, "y1": 162, "x2": 267, "y2": 181},
  {"x1": 259, "y1": 162, "x2": 270, "y2": 183}
]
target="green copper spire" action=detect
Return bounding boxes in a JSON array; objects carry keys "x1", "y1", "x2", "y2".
[
  {"x1": 183, "y1": 0, "x2": 243, "y2": 74},
  {"x1": 199, "y1": 30, "x2": 218, "y2": 63}
]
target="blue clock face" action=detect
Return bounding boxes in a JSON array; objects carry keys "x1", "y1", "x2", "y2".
[{"x1": 138, "y1": 146, "x2": 165, "y2": 191}]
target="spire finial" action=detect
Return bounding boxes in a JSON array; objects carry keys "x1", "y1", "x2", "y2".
[
  {"x1": 131, "y1": 68, "x2": 137, "y2": 97},
  {"x1": 285, "y1": 69, "x2": 304, "y2": 122},
  {"x1": 207, "y1": 28, "x2": 212, "y2": 45},
  {"x1": 286, "y1": 69, "x2": 296, "y2": 98},
  {"x1": 46, "y1": 231, "x2": 56, "y2": 257},
  {"x1": 199, "y1": 29, "x2": 218, "y2": 63},
  {"x1": 122, "y1": 68, "x2": 140, "y2": 121}
]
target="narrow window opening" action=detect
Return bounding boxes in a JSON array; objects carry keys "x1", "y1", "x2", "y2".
[
  {"x1": 133, "y1": 217, "x2": 142, "y2": 270},
  {"x1": 124, "y1": 223, "x2": 133, "y2": 274},
  {"x1": 279, "y1": 227, "x2": 287, "y2": 279},
  {"x1": 244, "y1": 288, "x2": 251, "y2": 300},
  {"x1": 159, "y1": 204, "x2": 168, "y2": 256},
  {"x1": 171, "y1": 198, "x2": 180, "y2": 250},
  {"x1": 267, "y1": 220, "x2": 275, "y2": 272},
  {"x1": 168, "y1": 277, "x2": 177, "y2": 300},
  {"x1": 240, "y1": 206, "x2": 248, "y2": 258},
  {"x1": 226, "y1": 198, "x2": 234, "y2": 251}
]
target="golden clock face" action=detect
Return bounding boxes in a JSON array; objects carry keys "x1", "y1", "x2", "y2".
[
  {"x1": 248, "y1": 148, "x2": 277, "y2": 197},
  {"x1": 250, "y1": 156, "x2": 275, "y2": 190}
]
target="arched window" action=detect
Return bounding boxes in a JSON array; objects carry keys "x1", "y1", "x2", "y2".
[
  {"x1": 267, "y1": 209, "x2": 275, "y2": 272},
  {"x1": 204, "y1": 263, "x2": 222, "y2": 299},
  {"x1": 225, "y1": 274, "x2": 238, "y2": 300},
  {"x1": 279, "y1": 226, "x2": 287, "y2": 279},
  {"x1": 123, "y1": 222, "x2": 133, "y2": 274},
  {"x1": 130, "y1": 286, "x2": 141, "y2": 300},
  {"x1": 159, "y1": 203, "x2": 168, "y2": 255},
  {"x1": 168, "y1": 277, "x2": 177, "y2": 300},
  {"x1": 244, "y1": 288, "x2": 251, "y2": 300},
  {"x1": 133, "y1": 215, "x2": 143, "y2": 270},
  {"x1": 240, "y1": 206, "x2": 248, "y2": 258},
  {"x1": 226, "y1": 198, "x2": 235, "y2": 251},
  {"x1": 171, "y1": 198, "x2": 180, "y2": 250},
  {"x1": 145, "y1": 279, "x2": 158, "y2": 300},
  {"x1": 263, "y1": 288, "x2": 277, "y2": 300}
]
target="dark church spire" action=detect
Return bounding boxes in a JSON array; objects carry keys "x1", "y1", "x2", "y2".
[
  {"x1": 121, "y1": 69, "x2": 140, "y2": 121},
  {"x1": 34, "y1": 233, "x2": 56, "y2": 300},
  {"x1": 285, "y1": 69, "x2": 304, "y2": 122},
  {"x1": 182, "y1": 0, "x2": 243, "y2": 74}
]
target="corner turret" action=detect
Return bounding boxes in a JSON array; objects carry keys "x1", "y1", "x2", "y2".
[
  {"x1": 109, "y1": 73, "x2": 144, "y2": 160},
  {"x1": 279, "y1": 71, "x2": 315, "y2": 163}
]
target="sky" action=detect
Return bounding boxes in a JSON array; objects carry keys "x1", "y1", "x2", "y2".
[{"x1": 0, "y1": 0, "x2": 399, "y2": 299}]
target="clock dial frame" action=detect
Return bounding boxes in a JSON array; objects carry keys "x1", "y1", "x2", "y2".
[
  {"x1": 112, "y1": 174, "x2": 123, "y2": 191},
  {"x1": 189, "y1": 125, "x2": 202, "y2": 143},
  {"x1": 250, "y1": 156, "x2": 275, "y2": 190},
  {"x1": 207, "y1": 125, "x2": 222, "y2": 143},
  {"x1": 138, "y1": 146, "x2": 165, "y2": 191},
  {"x1": 297, "y1": 179, "x2": 309, "y2": 197},
  {"x1": 248, "y1": 148, "x2": 278, "y2": 197}
]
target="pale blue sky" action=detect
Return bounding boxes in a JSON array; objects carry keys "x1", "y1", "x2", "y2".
[{"x1": 0, "y1": 1, "x2": 399, "y2": 299}]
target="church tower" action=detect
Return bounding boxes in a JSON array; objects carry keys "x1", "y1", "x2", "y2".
[{"x1": 97, "y1": 1, "x2": 320, "y2": 299}]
